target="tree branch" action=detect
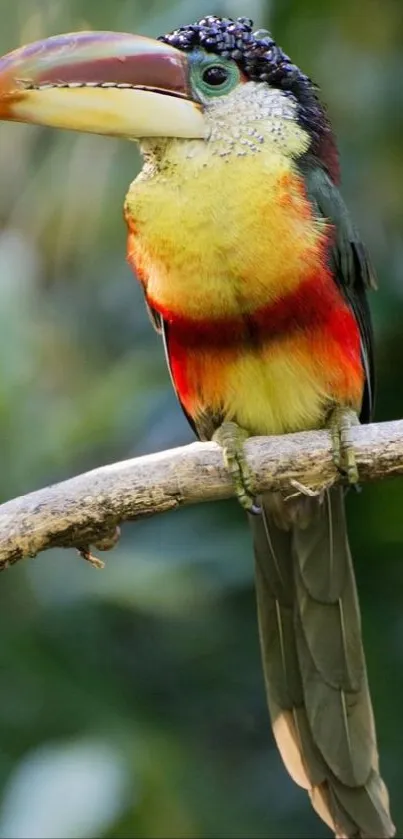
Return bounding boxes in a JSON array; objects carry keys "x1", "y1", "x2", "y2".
[{"x1": 0, "y1": 419, "x2": 402, "y2": 570}]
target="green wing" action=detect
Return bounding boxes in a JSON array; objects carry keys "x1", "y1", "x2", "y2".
[{"x1": 303, "y1": 165, "x2": 376, "y2": 423}]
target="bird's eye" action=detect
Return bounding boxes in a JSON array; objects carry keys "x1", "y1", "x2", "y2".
[
  {"x1": 191, "y1": 52, "x2": 240, "y2": 99},
  {"x1": 202, "y1": 65, "x2": 229, "y2": 87}
]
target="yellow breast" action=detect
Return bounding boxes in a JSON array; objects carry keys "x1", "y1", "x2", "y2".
[{"x1": 125, "y1": 143, "x2": 328, "y2": 320}]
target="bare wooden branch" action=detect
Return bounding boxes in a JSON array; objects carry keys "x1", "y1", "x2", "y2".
[{"x1": 0, "y1": 419, "x2": 402, "y2": 570}]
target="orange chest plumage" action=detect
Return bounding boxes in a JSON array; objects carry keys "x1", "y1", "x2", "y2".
[{"x1": 125, "y1": 151, "x2": 363, "y2": 436}]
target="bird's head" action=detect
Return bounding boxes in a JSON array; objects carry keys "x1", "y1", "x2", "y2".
[{"x1": 0, "y1": 16, "x2": 338, "y2": 181}]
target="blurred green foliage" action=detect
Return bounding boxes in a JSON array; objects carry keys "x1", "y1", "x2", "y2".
[{"x1": 0, "y1": 0, "x2": 402, "y2": 836}]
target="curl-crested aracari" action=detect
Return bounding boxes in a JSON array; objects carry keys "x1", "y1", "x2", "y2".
[{"x1": 0, "y1": 16, "x2": 394, "y2": 838}]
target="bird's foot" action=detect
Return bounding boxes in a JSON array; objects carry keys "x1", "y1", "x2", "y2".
[
  {"x1": 328, "y1": 406, "x2": 360, "y2": 485},
  {"x1": 213, "y1": 421, "x2": 261, "y2": 515}
]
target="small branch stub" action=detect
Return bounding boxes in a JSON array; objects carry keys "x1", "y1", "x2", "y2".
[{"x1": 0, "y1": 419, "x2": 402, "y2": 570}]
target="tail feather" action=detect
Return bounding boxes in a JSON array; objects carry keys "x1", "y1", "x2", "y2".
[
  {"x1": 309, "y1": 784, "x2": 348, "y2": 836},
  {"x1": 331, "y1": 770, "x2": 393, "y2": 838},
  {"x1": 250, "y1": 487, "x2": 395, "y2": 838},
  {"x1": 268, "y1": 703, "x2": 314, "y2": 789},
  {"x1": 293, "y1": 489, "x2": 349, "y2": 603},
  {"x1": 293, "y1": 491, "x2": 365, "y2": 690},
  {"x1": 295, "y1": 570, "x2": 364, "y2": 691}
]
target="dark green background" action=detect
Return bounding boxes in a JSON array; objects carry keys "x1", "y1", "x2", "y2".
[{"x1": 0, "y1": 0, "x2": 402, "y2": 836}]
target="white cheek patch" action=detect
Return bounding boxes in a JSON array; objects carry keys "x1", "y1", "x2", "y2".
[{"x1": 205, "y1": 82, "x2": 308, "y2": 158}]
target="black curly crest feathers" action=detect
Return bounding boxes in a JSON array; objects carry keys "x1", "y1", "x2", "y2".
[
  {"x1": 160, "y1": 16, "x2": 339, "y2": 183},
  {"x1": 160, "y1": 16, "x2": 304, "y2": 89}
]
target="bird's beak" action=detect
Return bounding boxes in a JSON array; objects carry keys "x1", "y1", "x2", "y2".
[{"x1": 0, "y1": 30, "x2": 206, "y2": 140}]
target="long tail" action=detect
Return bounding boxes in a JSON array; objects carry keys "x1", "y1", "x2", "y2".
[{"x1": 250, "y1": 486, "x2": 395, "y2": 838}]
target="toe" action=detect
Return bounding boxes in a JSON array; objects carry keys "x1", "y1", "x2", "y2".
[{"x1": 214, "y1": 421, "x2": 261, "y2": 514}]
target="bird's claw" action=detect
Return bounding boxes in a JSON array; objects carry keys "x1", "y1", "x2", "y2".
[
  {"x1": 213, "y1": 421, "x2": 261, "y2": 515},
  {"x1": 328, "y1": 406, "x2": 360, "y2": 485}
]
